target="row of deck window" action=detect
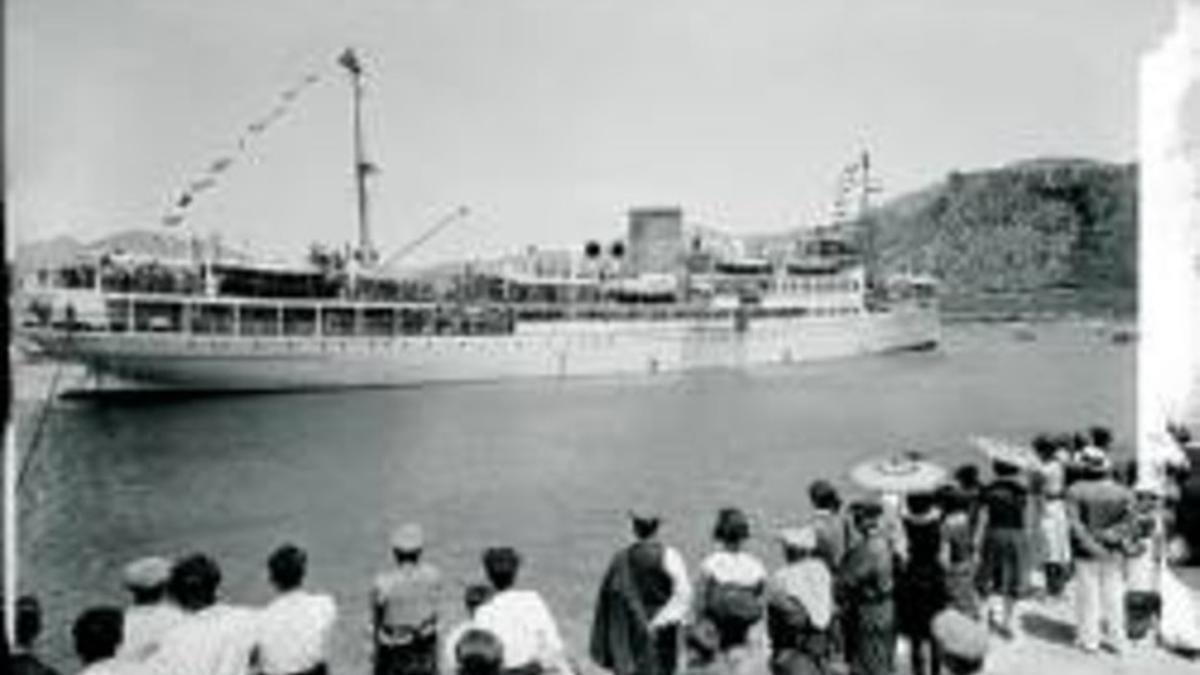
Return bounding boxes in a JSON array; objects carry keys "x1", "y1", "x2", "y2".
[
  {"x1": 41, "y1": 299, "x2": 864, "y2": 336},
  {"x1": 777, "y1": 277, "x2": 860, "y2": 294}
]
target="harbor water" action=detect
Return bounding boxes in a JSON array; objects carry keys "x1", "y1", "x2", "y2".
[{"x1": 13, "y1": 321, "x2": 1135, "y2": 671}]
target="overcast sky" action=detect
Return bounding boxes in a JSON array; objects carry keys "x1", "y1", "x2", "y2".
[{"x1": 7, "y1": 0, "x2": 1176, "y2": 264}]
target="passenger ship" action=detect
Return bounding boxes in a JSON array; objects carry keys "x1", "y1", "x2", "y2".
[{"x1": 16, "y1": 51, "x2": 939, "y2": 394}]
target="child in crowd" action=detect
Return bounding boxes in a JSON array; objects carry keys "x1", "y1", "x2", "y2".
[{"x1": 1125, "y1": 483, "x2": 1166, "y2": 648}]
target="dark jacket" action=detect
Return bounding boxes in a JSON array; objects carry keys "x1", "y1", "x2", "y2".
[
  {"x1": 1066, "y1": 477, "x2": 1134, "y2": 560},
  {"x1": 590, "y1": 541, "x2": 674, "y2": 675}
]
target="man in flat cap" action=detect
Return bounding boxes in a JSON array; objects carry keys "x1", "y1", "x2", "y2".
[
  {"x1": 590, "y1": 509, "x2": 692, "y2": 675},
  {"x1": 118, "y1": 556, "x2": 184, "y2": 661},
  {"x1": 372, "y1": 523, "x2": 443, "y2": 675}
]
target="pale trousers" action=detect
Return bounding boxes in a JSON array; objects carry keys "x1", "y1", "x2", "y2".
[{"x1": 1074, "y1": 557, "x2": 1127, "y2": 650}]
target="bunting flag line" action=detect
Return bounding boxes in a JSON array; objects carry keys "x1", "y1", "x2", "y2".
[
  {"x1": 189, "y1": 177, "x2": 217, "y2": 193},
  {"x1": 161, "y1": 69, "x2": 323, "y2": 227}
]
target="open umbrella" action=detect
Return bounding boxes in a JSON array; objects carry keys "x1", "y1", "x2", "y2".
[
  {"x1": 970, "y1": 436, "x2": 1038, "y2": 470},
  {"x1": 850, "y1": 454, "x2": 947, "y2": 494}
]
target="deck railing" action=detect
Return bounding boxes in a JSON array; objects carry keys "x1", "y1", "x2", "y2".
[{"x1": 25, "y1": 290, "x2": 874, "y2": 339}]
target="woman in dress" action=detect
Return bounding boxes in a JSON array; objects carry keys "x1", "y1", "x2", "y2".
[
  {"x1": 1033, "y1": 436, "x2": 1072, "y2": 597},
  {"x1": 974, "y1": 459, "x2": 1030, "y2": 638},
  {"x1": 898, "y1": 491, "x2": 947, "y2": 675},
  {"x1": 694, "y1": 507, "x2": 768, "y2": 675},
  {"x1": 936, "y1": 485, "x2": 979, "y2": 619},
  {"x1": 838, "y1": 500, "x2": 896, "y2": 675}
]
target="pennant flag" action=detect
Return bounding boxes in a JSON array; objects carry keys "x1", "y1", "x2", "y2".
[
  {"x1": 189, "y1": 177, "x2": 217, "y2": 193},
  {"x1": 161, "y1": 65, "x2": 325, "y2": 228},
  {"x1": 338, "y1": 48, "x2": 362, "y2": 75}
]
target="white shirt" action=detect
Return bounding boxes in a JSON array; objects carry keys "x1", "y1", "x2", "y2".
[
  {"x1": 473, "y1": 589, "x2": 568, "y2": 671},
  {"x1": 119, "y1": 603, "x2": 186, "y2": 661},
  {"x1": 700, "y1": 551, "x2": 767, "y2": 587},
  {"x1": 254, "y1": 590, "x2": 338, "y2": 675},
  {"x1": 649, "y1": 546, "x2": 692, "y2": 628},
  {"x1": 145, "y1": 604, "x2": 259, "y2": 675},
  {"x1": 441, "y1": 618, "x2": 477, "y2": 675}
]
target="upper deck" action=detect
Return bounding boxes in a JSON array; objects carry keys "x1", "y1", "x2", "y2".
[{"x1": 18, "y1": 250, "x2": 933, "y2": 341}]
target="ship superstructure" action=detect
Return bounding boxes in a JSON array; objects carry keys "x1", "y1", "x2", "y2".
[{"x1": 16, "y1": 50, "x2": 938, "y2": 394}]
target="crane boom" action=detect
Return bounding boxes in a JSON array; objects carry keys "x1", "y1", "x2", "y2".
[{"x1": 380, "y1": 206, "x2": 471, "y2": 269}]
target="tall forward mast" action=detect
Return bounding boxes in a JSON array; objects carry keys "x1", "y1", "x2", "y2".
[{"x1": 338, "y1": 48, "x2": 378, "y2": 267}]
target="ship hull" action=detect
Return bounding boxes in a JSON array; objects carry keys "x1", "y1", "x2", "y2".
[{"x1": 24, "y1": 305, "x2": 939, "y2": 394}]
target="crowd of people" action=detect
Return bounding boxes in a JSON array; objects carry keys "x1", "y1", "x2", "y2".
[{"x1": 6, "y1": 425, "x2": 1200, "y2": 675}]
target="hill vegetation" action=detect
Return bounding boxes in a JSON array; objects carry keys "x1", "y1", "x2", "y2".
[{"x1": 870, "y1": 158, "x2": 1137, "y2": 316}]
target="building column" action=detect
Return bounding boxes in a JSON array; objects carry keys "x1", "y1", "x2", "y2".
[{"x1": 1138, "y1": 0, "x2": 1200, "y2": 484}]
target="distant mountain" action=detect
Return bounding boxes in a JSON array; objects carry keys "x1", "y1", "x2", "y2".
[
  {"x1": 869, "y1": 158, "x2": 1137, "y2": 313},
  {"x1": 13, "y1": 229, "x2": 253, "y2": 274},
  {"x1": 15, "y1": 234, "x2": 87, "y2": 272}
]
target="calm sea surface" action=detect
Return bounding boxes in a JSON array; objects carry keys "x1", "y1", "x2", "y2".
[{"x1": 14, "y1": 321, "x2": 1135, "y2": 671}]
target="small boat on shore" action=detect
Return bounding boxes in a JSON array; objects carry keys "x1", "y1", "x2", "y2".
[{"x1": 1111, "y1": 327, "x2": 1137, "y2": 344}]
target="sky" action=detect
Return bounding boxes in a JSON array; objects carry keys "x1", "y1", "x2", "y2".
[{"x1": 6, "y1": 0, "x2": 1178, "y2": 265}]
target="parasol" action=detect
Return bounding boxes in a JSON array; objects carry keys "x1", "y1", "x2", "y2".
[
  {"x1": 850, "y1": 454, "x2": 947, "y2": 494},
  {"x1": 970, "y1": 436, "x2": 1039, "y2": 469}
]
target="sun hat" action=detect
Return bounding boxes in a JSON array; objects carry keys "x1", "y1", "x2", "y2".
[
  {"x1": 932, "y1": 609, "x2": 988, "y2": 661},
  {"x1": 850, "y1": 454, "x2": 947, "y2": 493},
  {"x1": 123, "y1": 556, "x2": 173, "y2": 591},
  {"x1": 1078, "y1": 446, "x2": 1111, "y2": 473}
]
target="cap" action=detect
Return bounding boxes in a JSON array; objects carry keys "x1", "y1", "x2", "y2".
[
  {"x1": 123, "y1": 556, "x2": 173, "y2": 591},
  {"x1": 391, "y1": 523, "x2": 424, "y2": 552},
  {"x1": 778, "y1": 526, "x2": 818, "y2": 552},
  {"x1": 1079, "y1": 446, "x2": 1111, "y2": 471},
  {"x1": 932, "y1": 609, "x2": 988, "y2": 661}
]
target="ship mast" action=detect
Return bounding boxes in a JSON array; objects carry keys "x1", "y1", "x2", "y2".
[
  {"x1": 855, "y1": 150, "x2": 882, "y2": 299},
  {"x1": 339, "y1": 48, "x2": 377, "y2": 269}
]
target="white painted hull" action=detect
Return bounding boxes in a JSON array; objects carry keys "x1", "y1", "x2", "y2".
[{"x1": 25, "y1": 305, "x2": 939, "y2": 394}]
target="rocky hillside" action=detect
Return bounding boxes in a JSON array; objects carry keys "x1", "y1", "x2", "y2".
[{"x1": 871, "y1": 158, "x2": 1137, "y2": 314}]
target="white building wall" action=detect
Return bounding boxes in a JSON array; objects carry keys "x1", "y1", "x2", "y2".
[{"x1": 1138, "y1": 0, "x2": 1200, "y2": 458}]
